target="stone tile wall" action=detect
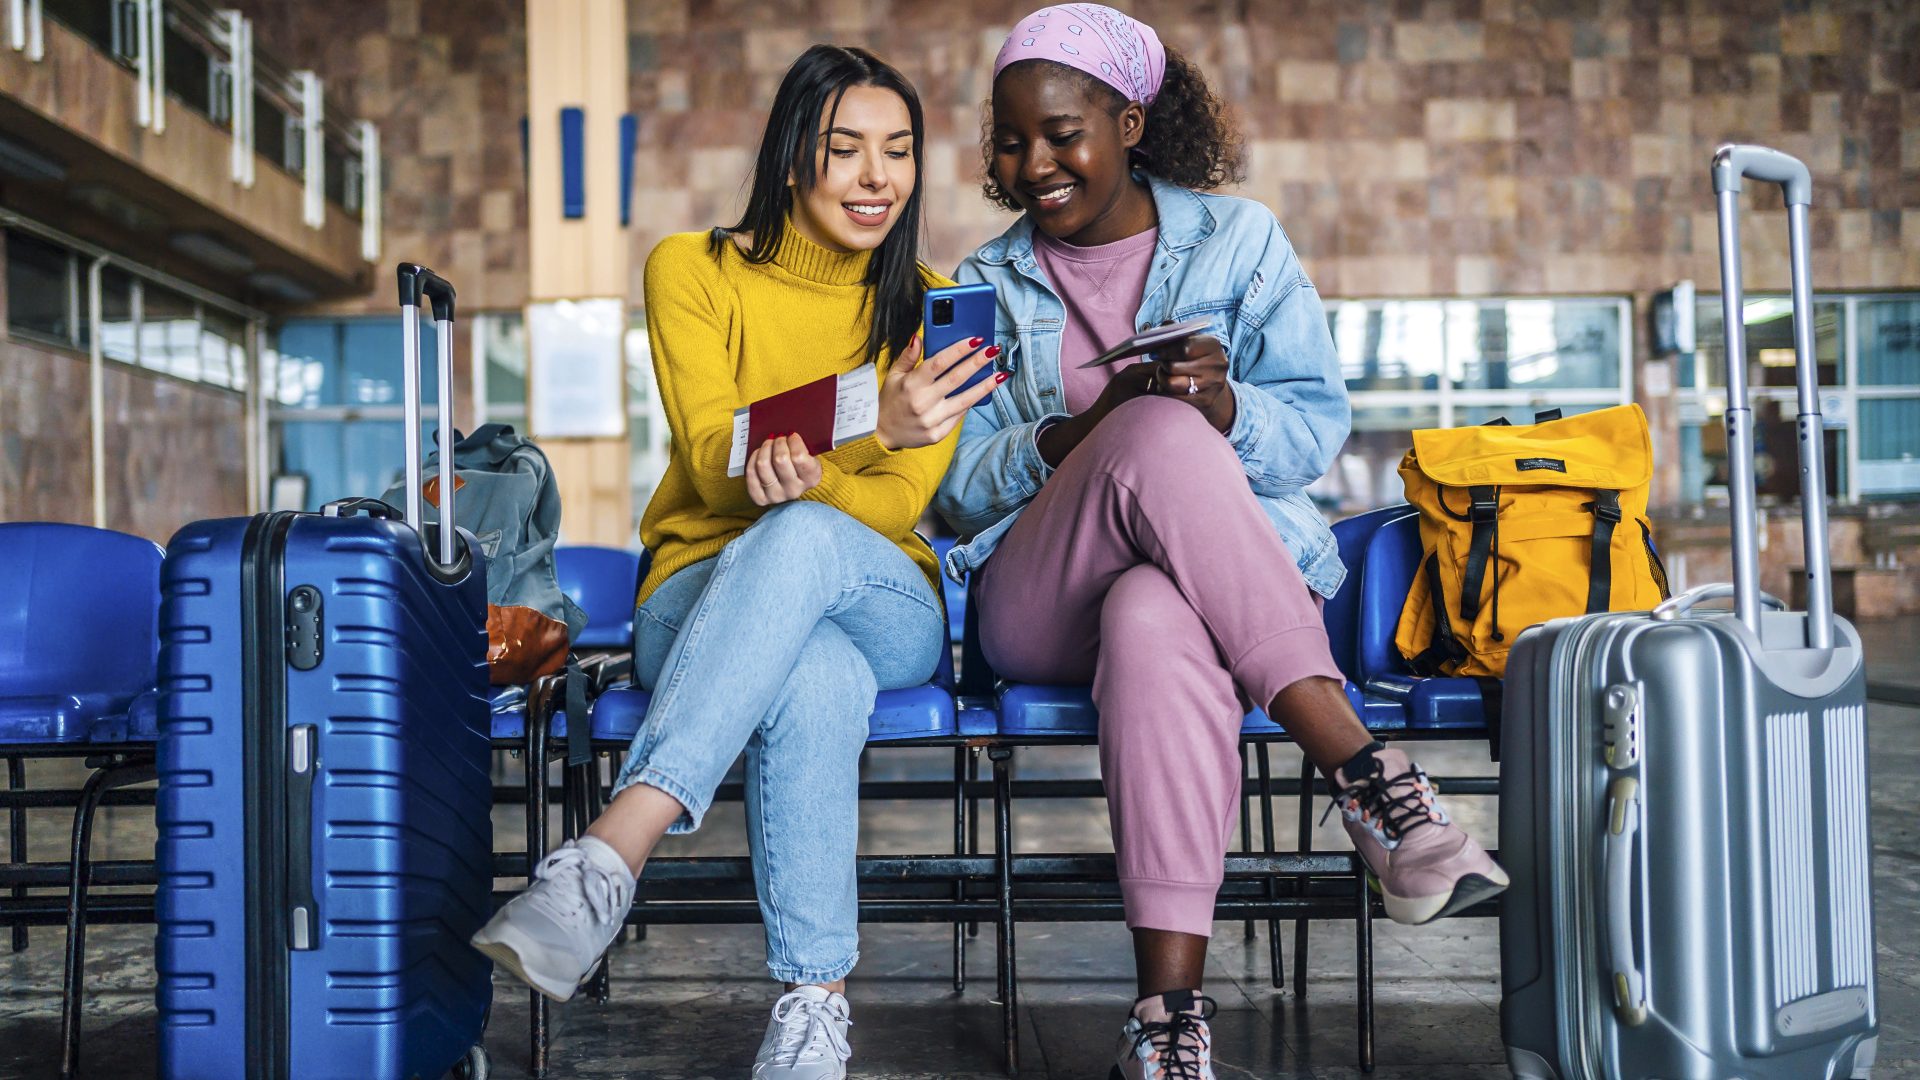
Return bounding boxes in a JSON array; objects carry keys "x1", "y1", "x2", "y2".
[{"x1": 257, "y1": 0, "x2": 1920, "y2": 313}]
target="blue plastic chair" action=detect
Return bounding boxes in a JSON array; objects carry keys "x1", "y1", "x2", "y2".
[
  {"x1": 988, "y1": 505, "x2": 1415, "y2": 739},
  {"x1": 555, "y1": 545, "x2": 646, "y2": 650},
  {"x1": 0, "y1": 522, "x2": 164, "y2": 1073},
  {"x1": 0, "y1": 524, "x2": 164, "y2": 745},
  {"x1": 575, "y1": 636, "x2": 959, "y2": 746},
  {"x1": 1359, "y1": 515, "x2": 1490, "y2": 730}
]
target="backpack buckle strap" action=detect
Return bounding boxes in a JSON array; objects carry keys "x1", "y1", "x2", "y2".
[
  {"x1": 1459, "y1": 485, "x2": 1499, "y2": 623},
  {"x1": 1586, "y1": 491, "x2": 1622, "y2": 614}
]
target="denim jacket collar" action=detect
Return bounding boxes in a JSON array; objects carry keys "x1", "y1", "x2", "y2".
[{"x1": 973, "y1": 174, "x2": 1218, "y2": 267}]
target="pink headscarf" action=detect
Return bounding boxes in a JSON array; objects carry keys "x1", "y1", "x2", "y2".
[{"x1": 992, "y1": 4, "x2": 1167, "y2": 106}]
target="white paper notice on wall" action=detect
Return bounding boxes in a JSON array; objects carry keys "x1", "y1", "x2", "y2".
[{"x1": 528, "y1": 298, "x2": 627, "y2": 438}]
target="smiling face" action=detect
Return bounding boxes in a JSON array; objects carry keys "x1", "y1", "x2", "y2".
[
  {"x1": 786, "y1": 84, "x2": 917, "y2": 254},
  {"x1": 989, "y1": 61, "x2": 1150, "y2": 246}
]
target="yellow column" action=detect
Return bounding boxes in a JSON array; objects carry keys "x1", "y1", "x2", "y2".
[{"x1": 525, "y1": 0, "x2": 632, "y2": 545}]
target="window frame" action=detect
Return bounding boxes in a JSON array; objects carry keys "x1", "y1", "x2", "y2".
[{"x1": 1681, "y1": 291, "x2": 1920, "y2": 503}]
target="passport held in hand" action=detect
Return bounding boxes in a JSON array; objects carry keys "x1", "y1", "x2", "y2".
[{"x1": 726, "y1": 367, "x2": 880, "y2": 477}]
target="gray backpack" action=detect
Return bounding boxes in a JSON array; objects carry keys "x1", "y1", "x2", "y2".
[{"x1": 383, "y1": 424, "x2": 587, "y2": 685}]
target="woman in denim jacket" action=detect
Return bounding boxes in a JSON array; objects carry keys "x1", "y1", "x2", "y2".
[{"x1": 935, "y1": 8, "x2": 1506, "y2": 1077}]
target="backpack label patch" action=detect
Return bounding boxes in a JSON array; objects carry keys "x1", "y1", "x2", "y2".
[{"x1": 1516, "y1": 457, "x2": 1568, "y2": 473}]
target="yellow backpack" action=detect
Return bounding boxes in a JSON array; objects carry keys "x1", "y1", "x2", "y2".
[{"x1": 1394, "y1": 404, "x2": 1670, "y2": 679}]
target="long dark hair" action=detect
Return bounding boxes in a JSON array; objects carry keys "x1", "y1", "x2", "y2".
[
  {"x1": 980, "y1": 49, "x2": 1246, "y2": 211},
  {"x1": 713, "y1": 44, "x2": 927, "y2": 366}
]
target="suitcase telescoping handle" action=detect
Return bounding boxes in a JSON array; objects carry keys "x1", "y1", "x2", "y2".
[
  {"x1": 395, "y1": 262, "x2": 459, "y2": 569},
  {"x1": 1710, "y1": 144, "x2": 1833, "y2": 649}
]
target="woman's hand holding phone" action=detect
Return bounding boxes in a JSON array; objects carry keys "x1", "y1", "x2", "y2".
[
  {"x1": 873, "y1": 334, "x2": 1007, "y2": 450},
  {"x1": 745, "y1": 433, "x2": 822, "y2": 506}
]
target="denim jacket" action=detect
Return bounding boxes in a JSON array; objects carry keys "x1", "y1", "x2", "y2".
[{"x1": 933, "y1": 175, "x2": 1352, "y2": 597}]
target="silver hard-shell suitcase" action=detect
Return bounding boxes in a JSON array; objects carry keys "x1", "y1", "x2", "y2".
[{"x1": 1498, "y1": 146, "x2": 1877, "y2": 1079}]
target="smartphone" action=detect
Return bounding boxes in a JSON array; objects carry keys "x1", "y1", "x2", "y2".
[
  {"x1": 1074, "y1": 316, "x2": 1217, "y2": 368},
  {"x1": 922, "y1": 283, "x2": 998, "y2": 398}
]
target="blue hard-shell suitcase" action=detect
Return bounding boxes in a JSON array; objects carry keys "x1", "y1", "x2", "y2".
[{"x1": 155, "y1": 266, "x2": 495, "y2": 1080}]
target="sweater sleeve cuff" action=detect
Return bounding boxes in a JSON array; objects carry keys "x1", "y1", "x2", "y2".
[{"x1": 822, "y1": 434, "x2": 895, "y2": 474}]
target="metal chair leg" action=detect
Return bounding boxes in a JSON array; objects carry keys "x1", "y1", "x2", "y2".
[
  {"x1": 1293, "y1": 755, "x2": 1314, "y2": 998},
  {"x1": 584, "y1": 754, "x2": 612, "y2": 1005},
  {"x1": 1239, "y1": 743, "x2": 1255, "y2": 941},
  {"x1": 1355, "y1": 856, "x2": 1374, "y2": 1074},
  {"x1": 8, "y1": 756, "x2": 25, "y2": 953},
  {"x1": 60, "y1": 754, "x2": 156, "y2": 1080},
  {"x1": 952, "y1": 745, "x2": 967, "y2": 993},
  {"x1": 526, "y1": 694, "x2": 552, "y2": 1080},
  {"x1": 990, "y1": 746, "x2": 1018, "y2": 1077},
  {"x1": 1255, "y1": 742, "x2": 1283, "y2": 988},
  {"x1": 967, "y1": 747, "x2": 981, "y2": 939}
]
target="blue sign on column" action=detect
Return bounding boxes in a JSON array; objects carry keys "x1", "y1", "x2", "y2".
[
  {"x1": 620, "y1": 114, "x2": 638, "y2": 227},
  {"x1": 561, "y1": 106, "x2": 585, "y2": 219}
]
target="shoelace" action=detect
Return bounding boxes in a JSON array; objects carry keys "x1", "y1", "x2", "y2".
[
  {"x1": 1132, "y1": 995, "x2": 1216, "y2": 1080},
  {"x1": 768, "y1": 991, "x2": 852, "y2": 1066},
  {"x1": 525, "y1": 844, "x2": 629, "y2": 927},
  {"x1": 1322, "y1": 761, "x2": 1444, "y2": 844}
]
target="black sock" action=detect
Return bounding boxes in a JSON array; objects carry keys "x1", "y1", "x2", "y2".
[
  {"x1": 1134, "y1": 988, "x2": 1197, "y2": 1018},
  {"x1": 1335, "y1": 741, "x2": 1387, "y2": 785}
]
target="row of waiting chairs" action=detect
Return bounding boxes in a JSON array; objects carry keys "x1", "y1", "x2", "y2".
[{"x1": 0, "y1": 506, "x2": 1493, "y2": 1078}]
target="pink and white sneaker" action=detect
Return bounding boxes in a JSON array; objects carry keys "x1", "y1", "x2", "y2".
[
  {"x1": 1329, "y1": 746, "x2": 1509, "y2": 925},
  {"x1": 1110, "y1": 990, "x2": 1215, "y2": 1080}
]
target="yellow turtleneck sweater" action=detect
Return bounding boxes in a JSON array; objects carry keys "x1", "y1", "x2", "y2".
[{"x1": 635, "y1": 226, "x2": 957, "y2": 605}]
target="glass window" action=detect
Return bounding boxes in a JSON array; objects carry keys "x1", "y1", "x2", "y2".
[
  {"x1": 1328, "y1": 299, "x2": 1444, "y2": 393},
  {"x1": 97, "y1": 265, "x2": 137, "y2": 362},
  {"x1": 480, "y1": 314, "x2": 528, "y2": 410},
  {"x1": 5, "y1": 230, "x2": 74, "y2": 343},
  {"x1": 323, "y1": 138, "x2": 360, "y2": 218},
  {"x1": 1306, "y1": 404, "x2": 1440, "y2": 512},
  {"x1": 254, "y1": 93, "x2": 290, "y2": 171},
  {"x1": 1694, "y1": 297, "x2": 1844, "y2": 391},
  {"x1": 200, "y1": 308, "x2": 248, "y2": 390},
  {"x1": 278, "y1": 419, "x2": 414, "y2": 509},
  {"x1": 162, "y1": 21, "x2": 214, "y2": 120},
  {"x1": 1450, "y1": 300, "x2": 1622, "y2": 392},
  {"x1": 140, "y1": 285, "x2": 200, "y2": 380},
  {"x1": 1858, "y1": 398, "x2": 1920, "y2": 497},
  {"x1": 274, "y1": 317, "x2": 441, "y2": 408},
  {"x1": 273, "y1": 320, "x2": 336, "y2": 408},
  {"x1": 42, "y1": 0, "x2": 117, "y2": 56},
  {"x1": 1857, "y1": 298, "x2": 1920, "y2": 387}
]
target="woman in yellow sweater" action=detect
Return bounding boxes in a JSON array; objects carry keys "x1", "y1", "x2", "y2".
[{"x1": 472, "y1": 46, "x2": 998, "y2": 1077}]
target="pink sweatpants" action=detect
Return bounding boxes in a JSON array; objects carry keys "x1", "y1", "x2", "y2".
[{"x1": 977, "y1": 396, "x2": 1344, "y2": 937}]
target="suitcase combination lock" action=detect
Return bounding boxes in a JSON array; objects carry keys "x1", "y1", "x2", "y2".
[
  {"x1": 286, "y1": 586, "x2": 324, "y2": 671},
  {"x1": 1602, "y1": 684, "x2": 1640, "y2": 769}
]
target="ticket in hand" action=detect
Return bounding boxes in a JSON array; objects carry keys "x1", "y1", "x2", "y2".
[{"x1": 1075, "y1": 317, "x2": 1218, "y2": 369}]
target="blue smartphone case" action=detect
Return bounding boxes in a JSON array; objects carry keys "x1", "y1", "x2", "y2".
[{"x1": 923, "y1": 283, "x2": 997, "y2": 398}]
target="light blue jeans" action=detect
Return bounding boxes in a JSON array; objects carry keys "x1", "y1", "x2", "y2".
[{"x1": 613, "y1": 502, "x2": 945, "y2": 984}]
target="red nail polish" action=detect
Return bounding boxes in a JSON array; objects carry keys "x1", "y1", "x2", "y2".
[
  {"x1": 994, "y1": 372, "x2": 1009, "y2": 384},
  {"x1": 985, "y1": 345, "x2": 1001, "y2": 359},
  {"x1": 969, "y1": 337, "x2": 984, "y2": 348}
]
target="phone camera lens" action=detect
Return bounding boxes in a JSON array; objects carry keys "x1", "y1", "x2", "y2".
[{"x1": 932, "y1": 298, "x2": 954, "y2": 325}]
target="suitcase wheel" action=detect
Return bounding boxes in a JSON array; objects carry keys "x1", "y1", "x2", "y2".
[{"x1": 452, "y1": 1044, "x2": 490, "y2": 1080}]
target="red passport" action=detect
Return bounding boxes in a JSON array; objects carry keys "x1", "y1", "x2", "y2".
[{"x1": 743, "y1": 373, "x2": 839, "y2": 458}]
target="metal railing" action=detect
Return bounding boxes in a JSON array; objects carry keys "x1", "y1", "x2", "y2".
[{"x1": 6, "y1": 0, "x2": 379, "y2": 261}]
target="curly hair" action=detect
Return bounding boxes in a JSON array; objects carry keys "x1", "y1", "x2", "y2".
[{"x1": 980, "y1": 48, "x2": 1246, "y2": 211}]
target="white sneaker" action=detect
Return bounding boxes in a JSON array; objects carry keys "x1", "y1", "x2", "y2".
[
  {"x1": 752, "y1": 985, "x2": 852, "y2": 1079},
  {"x1": 470, "y1": 836, "x2": 634, "y2": 1002},
  {"x1": 1110, "y1": 990, "x2": 1216, "y2": 1080}
]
